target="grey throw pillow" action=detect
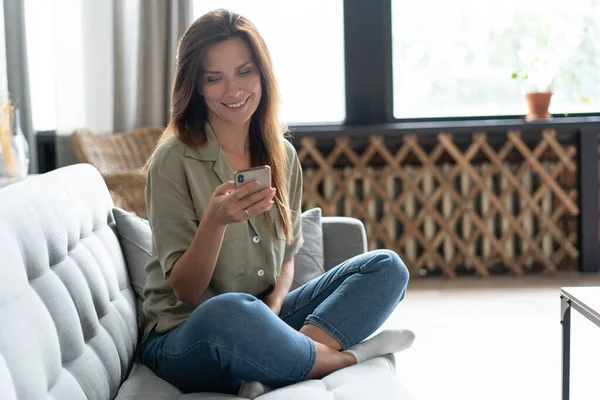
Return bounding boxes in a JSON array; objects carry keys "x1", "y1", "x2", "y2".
[
  {"x1": 112, "y1": 207, "x2": 152, "y2": 301},
  {"x1": 292, "y1": 208, "x2": 325, "y2": 290}
]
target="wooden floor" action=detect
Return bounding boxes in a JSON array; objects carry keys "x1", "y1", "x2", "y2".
[{"x1": 382, "y1": 272, "x2": 600, "y2": 400}]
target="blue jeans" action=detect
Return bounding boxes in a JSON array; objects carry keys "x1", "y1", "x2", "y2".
[{"x1": 141, "y1": 250, "x2": 409, "y2": 394}]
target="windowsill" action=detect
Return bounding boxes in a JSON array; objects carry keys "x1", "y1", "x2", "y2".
[
  {"x1": 33, "y1": 115, "x2": 600, "y2": 139},
  {"x1": 290, "y1": 115, "x2": 600, "y2": 138}
]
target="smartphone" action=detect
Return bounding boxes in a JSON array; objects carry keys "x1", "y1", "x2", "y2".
[{"x1": 234, "y1": 165, "x2": 272, "y2": 190}]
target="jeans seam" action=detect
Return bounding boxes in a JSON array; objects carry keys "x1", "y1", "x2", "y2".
[
  {"x1": 298, "y1": 336, "x2": 317, "y2": 381},
  {"x1": 156, "y1": 338, "x2": 308, "y2": 383},
  {"x1": 304, "y1": 314, "x2": 351, "y2": 349}
]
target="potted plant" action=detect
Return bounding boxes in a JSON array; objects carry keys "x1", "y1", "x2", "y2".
[
  {"x1": 511, "y1": 24, "x2": 593, "y2": 121},
  {"x1": 511, "y1": 37, "x2": 558, "y2": 121}
]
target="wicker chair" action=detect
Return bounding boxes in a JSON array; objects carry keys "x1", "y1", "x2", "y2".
[{"x1": 71, "y1": 126, "x2": 164, "y2": 218}]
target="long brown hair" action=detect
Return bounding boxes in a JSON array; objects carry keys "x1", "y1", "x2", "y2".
[{"x1": 151, "y1": 9, "x2": 293, "y2": 243}]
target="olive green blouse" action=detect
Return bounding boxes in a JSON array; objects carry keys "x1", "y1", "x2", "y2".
[{"x1": 141, "y1": 123, "x2": 304, "y2": 342}]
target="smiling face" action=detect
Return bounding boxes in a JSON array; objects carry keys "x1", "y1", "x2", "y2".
[{"x1": 200, "y1": 36, "x2": 263, "y2": 127}]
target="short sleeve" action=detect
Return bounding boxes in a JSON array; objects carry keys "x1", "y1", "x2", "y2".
[
  {"x1": 284, "y1": 142, "x2": 304, "y2": 260},
  {"x1": 145, "y1": 146, "x2": 198, "y2": 277}
]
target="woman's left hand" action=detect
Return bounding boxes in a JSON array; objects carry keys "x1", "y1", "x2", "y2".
[{"x1": 262, "y1": 259, "x2": 294, "y2": 317}]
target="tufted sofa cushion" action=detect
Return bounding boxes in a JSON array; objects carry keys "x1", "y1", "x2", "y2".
[
  {"x1": 0, "y1": 164, "x2": 138, "y2": 400},
  {"x1": 114, "y1": 355, "x2": 408, "y2": 400}
]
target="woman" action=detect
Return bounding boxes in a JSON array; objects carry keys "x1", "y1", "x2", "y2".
[{"x1": 141, "y1": 9, "x2": 414, "y2": 396}]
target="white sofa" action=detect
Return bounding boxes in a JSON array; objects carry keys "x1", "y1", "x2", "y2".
[{"x1": 0, "y1": 164, "x2": 413, "y2": 399}]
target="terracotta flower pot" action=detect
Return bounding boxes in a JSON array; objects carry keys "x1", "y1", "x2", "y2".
[{"x1": 525, "y1": 92, "x2": 552, "y2": 121}]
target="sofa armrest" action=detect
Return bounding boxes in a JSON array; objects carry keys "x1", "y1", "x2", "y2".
[{"x1": 321, "y1": 217, "x2": 367, "y2": 271}]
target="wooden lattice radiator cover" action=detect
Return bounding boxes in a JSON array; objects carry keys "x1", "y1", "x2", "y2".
[{"x1": 296, "y1": 130, "x2": 578, "y2": 277}]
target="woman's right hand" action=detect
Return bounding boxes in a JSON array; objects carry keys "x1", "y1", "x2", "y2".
[{"x1": 204, "y1": 180, "x2": 276, "y2": 227}]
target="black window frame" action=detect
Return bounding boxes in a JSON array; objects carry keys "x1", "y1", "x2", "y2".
[{"x1": 295, "y1": 0, "x2": 600, "y2": 129}]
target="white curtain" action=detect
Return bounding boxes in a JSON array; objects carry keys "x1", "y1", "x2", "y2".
[
  {"x1": 114, "y1": 0, "x2": 192, "y2": 132},
  {"x1": 25, "y1": 0, "x2": 192, "y2": 136}
]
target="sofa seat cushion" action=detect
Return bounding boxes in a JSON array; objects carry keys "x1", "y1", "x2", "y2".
[
  {"x1": 112, "y1": 207, "x2": 152, "y2": 298},
  {"x1": 115, "y1": 363, "x2": 238, "y2": 400},
  {"x1": 292, "y1": 208, "x2": 325, "y2": 290},
  {"x1": 256, "y1": 355, "x2": 411, "y2": 400},
  {"x1": 115, "y1": 355, "x2": 411, "y2": 400},
  {"x1": 112, "y1": 207, "x2": 153, "y2": 334}
]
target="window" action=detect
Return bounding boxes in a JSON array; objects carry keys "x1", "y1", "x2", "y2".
[
  {"x1": 392, "y1": 0, "x2": 600, "y2": 119},
  {"x1": 24, "y1": 0, "x2": 58, "y2": 131},
  {"x1": 193, "y1": 1, "x2": 345, "y2": 124},
  {"x1": 24, "y1": 0, "x2": 112, "y2": 133}
]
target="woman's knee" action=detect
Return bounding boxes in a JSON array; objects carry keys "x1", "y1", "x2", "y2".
[
  {"x1": 207, "y1": 292, "x2": 261, "y2": 314},
  {"x1": 210, "y1": 292, "x2": 259, "y2": 309},
  {"x1": 374, "y1": 249, "x2": 410, "y2": 288},
  {"x1": 189, "y1": 293, "x2": 262, "y2": 326}
]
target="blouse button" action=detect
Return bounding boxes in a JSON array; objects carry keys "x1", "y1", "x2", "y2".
[
  {"x1": 253, "y1": 235, "x2": 261, "y2": 243},
  {"x1": 257, "y1": 269, "x2": 265, "y2": 277}
]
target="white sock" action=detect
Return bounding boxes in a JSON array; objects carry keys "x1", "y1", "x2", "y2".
[{"x1": 343, "y1": 329, "x2": 415, "y2": 363}]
